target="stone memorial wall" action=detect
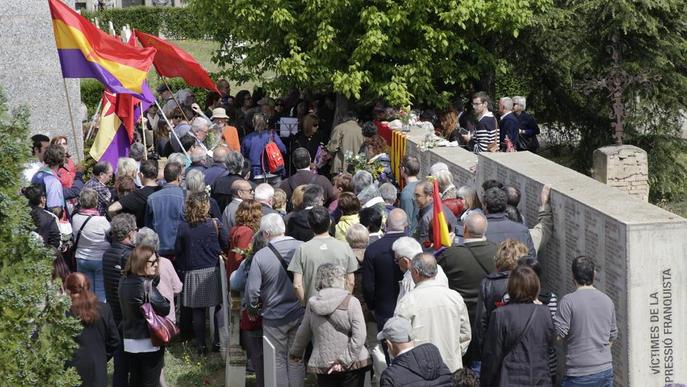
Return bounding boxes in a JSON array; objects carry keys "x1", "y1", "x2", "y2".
[
  {"x1": 403, "y1": 129, "x2": 686, "y2": 386},
  {"x1": 0, "y1": 0, "x2": 83, "y2": 158}
]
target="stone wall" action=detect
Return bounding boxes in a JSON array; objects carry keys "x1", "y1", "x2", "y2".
[
  {"x1": 0, "y1": 0, "x2": 83, "y2": 159},
  {"x1": 402, "y1": 128, "x2": 686, "y2": 386},
  {"x1": 592, "y1": 145, "x2": 650, "y2": 202}
]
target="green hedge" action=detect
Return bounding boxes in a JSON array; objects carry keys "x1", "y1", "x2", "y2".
[
  {"x1": 82, "y1": 6, "x2": 206, "y2": 40},
  {"x1": 81, "y1": 79, "x2": 104, "y2": 117}
]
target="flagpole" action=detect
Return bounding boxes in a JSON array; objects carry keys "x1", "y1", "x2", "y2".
[
  {"x1": 154, "y1": 99, "x2": 189, "y2": 159},
  {"x1": 140, "y1": 102, "x2": 148, "y2": 160},
  {"x1": 85, "y1": 97, "x2": 103, "y2": 142},
  {"x1": 62, "y1": 79, "x2": 82, "y2": 162},
  {"x1": 161, "y1": 77, "x2": 190, "y2": 122}
]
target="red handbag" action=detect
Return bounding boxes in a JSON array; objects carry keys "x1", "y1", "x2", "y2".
[{"x1": 140, "y1": 280, "x2": 180, "y2": 346}]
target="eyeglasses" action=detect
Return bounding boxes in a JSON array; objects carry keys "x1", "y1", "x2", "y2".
[
  {"x1": 239, "y1": 189, "x2": 255, "y2": 194},
  {"x1": 147, "y1": 258, "x2": 159, "y2": 266}
]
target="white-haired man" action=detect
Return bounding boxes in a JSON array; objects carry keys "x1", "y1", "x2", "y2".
[
  {"x1": 513, "y1": 95, "x2": 540, "y2": 152},
  {"x1": 190, "y1": 116, "x2": 211, "y2": 155},
  {"x1": 392, "y1": 237, "x2": 448, "y2": 302},
  {"x1": 254, "y1": 183, "x2": 278, "y2": 216},
  {"x1": 498, "y1": 97, "x2": 519, "y2": 151},
  {"x1": 245, "y1": 214, "x2": 305, "y2": 387},
  {"x1": 394, "y1": 253, "x2": 471, "y2": 373}
]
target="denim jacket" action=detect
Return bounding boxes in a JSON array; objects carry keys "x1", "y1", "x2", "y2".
[{"x1": 145, "y1": 184, "x2": 185, "y2": 255}]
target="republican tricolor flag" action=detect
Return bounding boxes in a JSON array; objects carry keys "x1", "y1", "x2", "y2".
[
  {"x1": 48, "y1": 0, "x2": 156, "y2": 102},
  {"x1": 432, "y1": 179, "x2": 452, "y2": 250}
]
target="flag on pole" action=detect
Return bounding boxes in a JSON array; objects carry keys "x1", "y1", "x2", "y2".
[
  {"x1": 90, "y1": 91, "x2": 129, "y2": 166},
  {"x1": 48, "y1": 0, "x2": 156, "y2": 102},
  {"x1": 134, "y1": 30, "x2": 220, "y2": 94},
  {"x1": 432, "y1": 179, "x2": 452, "y2": 250}
]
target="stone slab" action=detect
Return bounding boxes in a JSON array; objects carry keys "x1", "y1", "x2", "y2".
[
  {"x1": 401, "y1": 132, "x2": 687, "y2": 386},
  {"x1": 0, "y1": 0, "x2": 83, "y2": 159}
]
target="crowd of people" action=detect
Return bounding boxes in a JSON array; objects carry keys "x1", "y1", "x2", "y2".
[{"x1": 21, "y1": 88, "x2": 617, "y2": 387}]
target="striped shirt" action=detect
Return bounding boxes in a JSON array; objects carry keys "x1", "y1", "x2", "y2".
[{"x1": 474, "y1": 112, "x2": 498, "y2": 152}]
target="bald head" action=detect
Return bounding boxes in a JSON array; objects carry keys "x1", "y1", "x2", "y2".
[
  {"x1": 213, "y1": 145, "x2": 229, "y2": 163},
  {"x1": 231, "y1": 179, "x2": 253, "y2": 200},
  {"x1": 463, "y1": 212, "x2": 488, "y2": 239},
  {"x1": 386, "y1": 208, "x2": 409, "y2": 232},
  {"x1": 411, "y1": 253, "x2": 438, "y2": 283}
]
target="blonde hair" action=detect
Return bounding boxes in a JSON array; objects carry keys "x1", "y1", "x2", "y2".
[
  {"x1": 273, "y1": 188, "x2": 287, "y2": 211},
  {"x1": 494, "y1": 239, "x2": 528, "y2": 271},
  {"x1": 291, "y1": 185, "x2": 307, "y2": 210},
  {"x1": 117, "y1": 157, "x2": 138, "y2": 180}
]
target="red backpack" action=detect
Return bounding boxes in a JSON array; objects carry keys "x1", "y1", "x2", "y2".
[{"x1": 263, "y1": 132, "x2": 285, "y2": 173}]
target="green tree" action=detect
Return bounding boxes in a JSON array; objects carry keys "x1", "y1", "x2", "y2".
[
  {"x1": 190, "y1": 0, "x2": 551, "y2": 109},
  {"x1": 0, "y1": 89, "x2": 81, "y2": 386},
  {"x1": 508, "y1": 0, "x2": 687, "y2": 200}
]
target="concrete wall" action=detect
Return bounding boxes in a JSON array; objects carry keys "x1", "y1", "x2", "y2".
[
  {"x1": 0, "y1": 0, "x2": 83, "y2": 159},
  {"x1": 402, "y1": 127, "x2": 687, "y2": 385}
]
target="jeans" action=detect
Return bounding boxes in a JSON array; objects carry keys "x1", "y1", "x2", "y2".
[
  {"x1": 125, "y1": 348, "x2": 165, "y2": 387},
  {"x1": 76, "y1": 258, "x2": 105, "y2": 302},
  {"x1": 263, "y1": 318, "x2": 305, "y2": 387},
  {"x1": 562, "y1": 368, "x2": 613, "y2": 387}
]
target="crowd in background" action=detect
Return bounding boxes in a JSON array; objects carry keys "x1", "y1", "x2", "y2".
[{"x1": 21, "y1": 87, "x2": 616, "y2": 387}]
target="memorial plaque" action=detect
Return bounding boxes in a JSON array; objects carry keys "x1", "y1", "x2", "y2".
[{"x1": 401, "y1": 133, "x2": 687, "y2": 385}]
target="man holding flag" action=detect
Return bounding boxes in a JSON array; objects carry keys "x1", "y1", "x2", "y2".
[{"x1": 413, "y1": 180, "x2": 457, "y2": 249}]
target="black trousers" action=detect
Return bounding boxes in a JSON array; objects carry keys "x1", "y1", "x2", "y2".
[
  {"x1": 316, "y1": 368, "x2": 367, "y2": 387},
  {"x1": 125, "y1": 348, "x2": 165, "y2": 387}
]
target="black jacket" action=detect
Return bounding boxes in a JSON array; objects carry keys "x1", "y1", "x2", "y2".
[
  {"x1": 102, "y1": 241, "x2": 135, "y2": 324},
  {"x1": 380, "y1": 343, "x2": 453, "y2": 387},
  {"x1": 118, "y1": 275, "x2": 170, "y2": 340},
  {"x1": 211, "y1": 174, "x2": 244, "y2": 213},
  {"x1": 437, "y1": 240, "x2": 497, "y2": 322},
  {"x1": 361, "y1": 232, "x2": 406, "y2": 330},
  {"x1": 474, "y1": 271, "x2": 510, "y2": 360},
  {"x1": 481, "y1": 303, "x2": 554, "y2": 387},
  {"x1": 30, "y1": 206, "x2": 61, "y2": 248},
  {"x1": 68, "y1": 303, "x2": 120, "y2": 387}
]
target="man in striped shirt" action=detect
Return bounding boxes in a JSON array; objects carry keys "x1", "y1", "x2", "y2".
[{"x1": 464, "y1": 92, "x2": 498, "y2": 153}]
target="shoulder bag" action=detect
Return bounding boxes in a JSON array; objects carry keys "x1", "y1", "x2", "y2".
[
  {"x1": 464, "y1": 244, "x2": 491, "y2": 275},
  {"x1": 64, "y1": 215, "x2": 93, "y2": 272},
  {"x1": 140, "y1": 279, "x2": 179, "y2": 346},
  {"x1": 267, "y1": 243, "x2": 293, "y2": 282}
]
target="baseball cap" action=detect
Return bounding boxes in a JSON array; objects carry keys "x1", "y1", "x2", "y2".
[{"x1": 377, "y1": 317, "x2": 413, "y2": 343}]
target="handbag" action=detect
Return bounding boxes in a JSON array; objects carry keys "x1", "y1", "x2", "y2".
[
  {"x1": 140, "y1": 280, "x2": 180, "y2": 346},
  {"x1": 64, "y1": 215, "x2": 93, "y2": 272}
]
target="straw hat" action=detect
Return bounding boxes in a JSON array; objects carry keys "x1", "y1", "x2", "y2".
[{"x1": 211, "y1": 108, "x2": 229, "y2": 120}]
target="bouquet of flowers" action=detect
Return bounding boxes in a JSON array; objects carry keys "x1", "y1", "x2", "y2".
[{"x1": 344, "y1": 150, "x2": 388, "y2": 181}]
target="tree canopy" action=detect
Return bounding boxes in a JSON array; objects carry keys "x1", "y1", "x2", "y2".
[{"x1": 191, "y1": 0, "x2": 551, "y2": 107}]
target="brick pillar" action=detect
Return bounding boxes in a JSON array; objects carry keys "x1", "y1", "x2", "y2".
[{"x1": 592, "y1": 145, "x2": 649, "y2": 201}]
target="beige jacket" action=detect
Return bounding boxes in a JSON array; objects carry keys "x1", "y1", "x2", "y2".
[
  {"x1": 394, "y1": 279, "x2": 472, "y2": 372},
  {"x1": 326, "y1": 119, "x2": 365, "y2": 174}
]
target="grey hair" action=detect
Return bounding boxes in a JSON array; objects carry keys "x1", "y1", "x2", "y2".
[
  {"x1": 352, "y1": 170, "x2": 374, "y2": 195},
  {"x1": 136, "y1": 227, "x2": 160, "y2": 251},
  {"x1": 315, "y1": 263, "x2": 346, "y2": 291},
  {"x1": 429, "y1": 162, "x2": 449, "y2": 176},
  {"x1": 457, "y1": 185, "x2": 480, "y2": 210},
  {"x1": 225, "y1": 151, "x2": 244, "y2": 175},
  {"x1": 411, "y1": 253, "x2": 438, "y2": 278},
  {"x1": 168, "y1": 153, "x2": 187, "y2": 167},
  {"x1": 254, "y1": 183, "x2": 275, "y2": 202},
  {"x1": 433, "y1": 169, "x2": 454, "y2": 192},
  {"x1": 129, "y1": 142, "x2": 145, "y2": 162},
  {"x1": 357, "y1": 185, "x2": 380, "y2": 206},
  {"x1": 191, "y1": 117, "x2": 210, "y2": 133},
  {"x1": 110, "y1": 213, "x2": 137, "y2": 242},
  {"x1": 346, "y1": 223, "x2": 369, "y2": 249},
  {"x1": 185, "y1": 169, "x2": 207, "y2": 193},
  {"x1": 392, "y1": 237, "x2": 423, "y2": 260},
  {"x1": 386, "y1": 208, "x2": 408, "y2": 232},
  {"x1": 212, "y1": 145, "x2": 229, "y2": 162},
  {"x1": 500, "y1": 97, "x2": 514, "y2": 111},
  {"x1": 379, "y1": 183, "x2": 398, "y2": 204},
  {"x1": 79, "y1": 188, "x2": 98, "y2": 209},
  {"x1": 513, "y1": 96, "x2": 527, "y2": 110},
  {"x1": 260, "y1": 213, "x2": 285, "y2": 236}
]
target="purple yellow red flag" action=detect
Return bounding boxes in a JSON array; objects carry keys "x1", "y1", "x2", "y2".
[
  {"x1": 432, "y1": 179, "x2": 452, "y2": 250},
  {"x1": 48, "y1": 0, "x2": 156, "y2": 102}
]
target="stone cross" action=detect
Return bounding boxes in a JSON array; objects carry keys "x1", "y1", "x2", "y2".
[{"x1": 580, "y1": 36, "x2": 659, "y2": 145}]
